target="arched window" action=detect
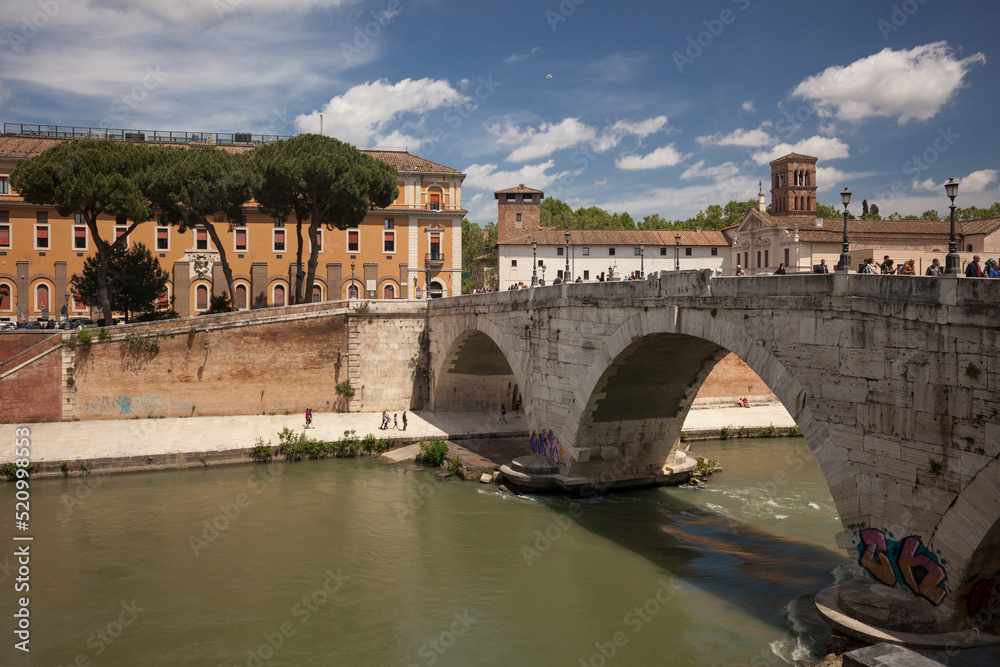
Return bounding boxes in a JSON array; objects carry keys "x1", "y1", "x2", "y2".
[
  {"x1": 36, "y1": 284, "x2": 49, "y2": 311},
  {"x1": 0, "y1": 283, "x2": 11, "y2": 311},
  {"x1": 196, "y1": 285, "x2": 209, "y2": 311},
  {"x1": 968, "y1": 245, "x2": 974, "y2": 252},
  {"x1": 235, "y1": 284, "x2": 247, "y2": 310},
  {"x1": 311, "y1": 285, "x2": 322, "y2": 303},
  {"x1": 273, "y1": 284, "x2": 286, "y2": 307},
  {"x1": 383, "y1": 284, "x2": 395, "y2": 299},
  {"x1": 348, "y1": 284, "x2": 359, "y2": 299}
]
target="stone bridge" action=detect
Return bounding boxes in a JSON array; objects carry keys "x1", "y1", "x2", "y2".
[{"x1": 427, "y1": 270, "x2": 1000, "y2": 640}]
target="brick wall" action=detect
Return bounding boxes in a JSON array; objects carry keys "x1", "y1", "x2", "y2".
[
  {"x1": 72, "y1": 315, "x2": 350, "y2": 419},
  {"x1": 0, "y1": 334, "x2": 63, "y2": 423}
]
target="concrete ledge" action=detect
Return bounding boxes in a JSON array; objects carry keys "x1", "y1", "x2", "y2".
[{"x1": 815, "y1": 585, "x2": 1000, "y2": 650}]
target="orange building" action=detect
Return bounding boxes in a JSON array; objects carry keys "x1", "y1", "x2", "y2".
[{"x1": 0, "y1": 127, "x2": 466, "y2": 322}]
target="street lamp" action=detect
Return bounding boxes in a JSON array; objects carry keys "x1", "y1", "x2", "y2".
[
  {"x1": 640, "y1": 242, "x2": 645, "y2": 278},
  {"x1": 531, "y1": 240, "x2": 538, "y2": 287},
  {"x1": 838, "y1": 187, "x2": 852, "y2": 272},
  {"x1": 945, "y1": 178, "x2": 960, "y2": 274},
  {"x1": 674, "y1": 233, "x2": 681, "y2": 271},
  {"x1": 350, "y1": 262, "x2": 355, "y2": 300},
  {"x1": 564, "y1": 232, "x2": 571, "y2": 283}
]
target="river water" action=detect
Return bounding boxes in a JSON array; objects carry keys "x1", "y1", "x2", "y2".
[{"x1": 1, "y1": 437, "x2": 848, "y2": 666}]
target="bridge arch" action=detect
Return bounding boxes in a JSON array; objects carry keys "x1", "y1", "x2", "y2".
[{"x1": 429, "y1": 315, "x2": 528, "y2": 415}]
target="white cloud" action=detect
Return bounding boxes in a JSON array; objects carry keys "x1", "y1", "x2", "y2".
[
  {"x1": 295, "y1": 78, "x2": 469, "y2": 148},
  {"x1": 615, "y1": 144, "x2": 690, "y2": 171},
  {"x1": 815, "y1": 167, "x2": 880, "y2": 193},
  {"x1": 752, "y1": 136, "x2": 850, "y2": 165},
  {"x1": 741, "y1": 100, "x2": 756, "y2": 113},
  {"x1": 488, "y1": 115, "x2": 668, "y2": 162},
  {"x1": 792, "y1": 42, "x2": 986, "y2": 125},
  {"x1": 505, "y1": 47, "x2": 540, "y2": 64},
  {"x1": 696, "y1": 127, "x2": 773, "y2": 148},
  {"x1": 913, "y1": 170, "x2": 998, "y2": 194},
  {"x1": 680, "y1": 160, "x2": 741, "y2": 181},
  {"x1": 88, "y1": 0, "x2": 349, "y2": 25},
  {"x1": 463, "y1": 161, "x2": 570, "y2": 192}
]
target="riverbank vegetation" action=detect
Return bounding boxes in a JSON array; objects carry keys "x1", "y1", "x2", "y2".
[{"x1": 248, "y1": 428, "x2": 393, "y2": 463}]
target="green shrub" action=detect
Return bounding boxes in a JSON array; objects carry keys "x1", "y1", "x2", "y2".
[
  {"x1": 0, "y1": 462, "x2": 37, "y2": 480},
  {"x1": 335, "y1": 381, "x2": 355, "y2": 397},
  {"x1": 418, "y1": 438, "x2": 449, "y2": 466},
  {"x1": 98, "y1": 328, "x2": 109, "y2": 340},
  {"x1": 250, "y1": 437, "x2": 273, "y2": 463},
  {"x1": 446, "y1": 457, "x2": 462, "y2": 473},
  {"x1": 77, "y1": 329, "x2": 93, "y2": 345}
]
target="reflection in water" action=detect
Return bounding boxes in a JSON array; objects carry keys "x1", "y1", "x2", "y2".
[{"x1": 0, "y1": 437, "x2": 847, "y2": 666}]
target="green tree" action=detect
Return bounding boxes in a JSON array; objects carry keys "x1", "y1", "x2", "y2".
[
  {"x1": 251, "y1": 135, "x2": 397, "y2": 303},
  {"x1": 10, "y1": 140, "x2": 155, "y2": 324},
  {"x1": 70, "y1": 242, "x2": 168, "y2": 322},
  {"x1": 637, "y1": 213, "x2": 673, "y2": 229},
  {"x1": 816, "y1": 203, "x2": 840, "y2": 219},
  {"x1": 869, "y1": 203, "x2": 880, "y2": 219},
  {"x1": 920, "y1": 210, "x2": 941, "y2": 221},
  {"x1": 461, "y1": 218, "x2": 498, "y2": 292},
  {"x1": 206, "y1": 291, "x2": 232, "y2": 314},
  {"x1": 147, "y1": 146, "x2": 261, "y2": 312},
  {"x1": 862, "y1": 199, "x2": 869, "y2": 217}
]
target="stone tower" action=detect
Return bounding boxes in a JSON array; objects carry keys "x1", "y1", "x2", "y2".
[
  {"x1": 495, "y1": 185, "x2": 543, "y2": 243},
  {"x1": 769, "y1": 153, "x2": 817, "y2": 216}
]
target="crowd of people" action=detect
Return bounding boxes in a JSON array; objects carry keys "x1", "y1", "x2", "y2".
[{"x1": 734, "y1": 254, "x2": 1000, "y2": 277}]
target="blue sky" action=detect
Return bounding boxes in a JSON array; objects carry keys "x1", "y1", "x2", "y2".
[{"x1": 1, "y1": 0, "x2": 997, "y2": 224}]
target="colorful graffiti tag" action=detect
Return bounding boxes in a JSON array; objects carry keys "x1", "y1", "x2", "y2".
[
  {"x1": 530, "y1": 430, "x2": 563, "y2": 463},
  {"x1": 84, "y1": 395, "x2": 195, "y2": 415},
  {"x1": 856, "y1": 529, "x2": 948, "y2": 605},
  {"x1": 961, "y1": 576, "x2": 1000, "y2": 620}
]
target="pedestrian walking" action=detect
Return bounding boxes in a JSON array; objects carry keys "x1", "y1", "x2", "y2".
[
  {"x1": 305, "y1": 408, "x2": 312, "y2": 429},
  {"x1": 393, "y1": 413, "x2": 398, "y2": 430},
  {"x1": 380, "y1": 410, "x2": 388, "y2": 430},
  {"x1": 402, "y1": 411, "x2": 407, "y2": 431},
  {"x1": 499, "y1": 404, "x2": 507, "y2": 425}
]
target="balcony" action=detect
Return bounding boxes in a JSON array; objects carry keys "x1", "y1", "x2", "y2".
[
  {"x1": 425, "y1": 252, "x2": 445, "y2": 267},
  {"x1": 427, "y1": 202, "x2": 440, "y2": 211}
]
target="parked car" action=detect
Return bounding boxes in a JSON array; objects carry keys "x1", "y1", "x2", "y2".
[
  {"x1": 0, "y1": 321, "x2": 17, "y2": 330},
  {"x1": 17, "y1": 321, "x2": 43, "y2": 330}
]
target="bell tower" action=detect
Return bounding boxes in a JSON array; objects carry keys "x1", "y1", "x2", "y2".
[{"x1": 770, "y1": 154, "x2": 817, "y2": 216}]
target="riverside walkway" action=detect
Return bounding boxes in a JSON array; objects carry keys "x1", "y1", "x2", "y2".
[{"x1": 0, "y1": 403, "x2": 795, "y2": 473}]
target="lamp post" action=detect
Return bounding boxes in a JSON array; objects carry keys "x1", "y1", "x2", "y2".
[
  {"x1": 674, "y1": 233, "x2": 681, "y2": 271},
  {"x1": 838, "y1": 187, "x2": 852, "y2": 272},
  {"x1": 350, "y1": 262, "x2": 355, "y2": 300},
  {"x1": 564, "y1": 232, "x2": 571, "y2": 283},
  {"x1": 531, "y1": 240, "x2": 538, "y2": 287},
  {"x1": 640, "y1": 242, "x2": 645, "y2": 278},
  {"x1": 945, "y1": 178, "x2": 960, "y2": 274}
]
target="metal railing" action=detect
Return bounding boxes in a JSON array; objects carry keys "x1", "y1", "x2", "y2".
[
  {"x1": 426, "y1": 252, "x2": 445, "y2": 265},
  {"x1": 3, "y1": 123, "x2": 291, "y2": 146}
]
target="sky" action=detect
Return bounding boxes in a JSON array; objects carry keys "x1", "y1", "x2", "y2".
[{"x1": 0, "y1": 0, "x2": 998, "y2": 225}]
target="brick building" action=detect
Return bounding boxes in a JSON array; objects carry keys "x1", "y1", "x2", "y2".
[{"x1": 0, "y1": 125, "x2": 466, "y2": 322}]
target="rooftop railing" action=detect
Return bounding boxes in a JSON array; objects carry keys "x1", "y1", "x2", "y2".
[{"x1": 3, "y1": 123, "x2": 291, "y2": 146}]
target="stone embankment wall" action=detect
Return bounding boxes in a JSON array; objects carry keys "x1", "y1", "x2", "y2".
[{"x1": 56, "y1": 300, "x2": 430, "y2": 421}]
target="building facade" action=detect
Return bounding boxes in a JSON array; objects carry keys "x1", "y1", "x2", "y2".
[
  {"x1": 0, "y1": 132, "x2": 465, "y2": 322},
  {"x1": 729, "y1": 153, "x2": 1000, "y2": 275},
  {"x1": 494, "y1": 185, "x2": 729, "y2": 289}
]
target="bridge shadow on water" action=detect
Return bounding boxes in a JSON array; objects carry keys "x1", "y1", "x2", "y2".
[{"x1": 536, "y1": 486, "x2": 848, "y2": 634}]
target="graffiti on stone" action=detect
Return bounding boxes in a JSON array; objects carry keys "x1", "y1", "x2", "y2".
[
  {"x1": 960, "y1": 575, "x2": 1000, "y2": 621},
  {"x1": 84, "y1": 395, "x2": 194, "y2": 415},
  {"x1": 856, "y1": 529, "x2": 948, "y2": 606},
  {"x1": 530, "y1": 430, "x2": 563, "y2": 463}
]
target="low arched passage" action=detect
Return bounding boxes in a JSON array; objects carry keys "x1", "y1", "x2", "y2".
[
  {"x1": 431, "y1": 324, "x2": 526, "y2": 415},
  {"x1": 569, "y1": 307, "x2": 853, "y2": 526}
]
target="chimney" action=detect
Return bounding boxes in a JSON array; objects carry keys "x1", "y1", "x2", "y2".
[
  {"x1": 695, "y1": 226, "x2": 702, "y2": 233},
  {"x1": 813, "y1": 218, "x2": 823, "y2": 228}
]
